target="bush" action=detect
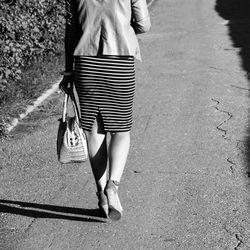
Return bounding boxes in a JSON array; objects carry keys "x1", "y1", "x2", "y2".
[{"x1": 0, "y1": 0, "x2": 65, "y2": 91}]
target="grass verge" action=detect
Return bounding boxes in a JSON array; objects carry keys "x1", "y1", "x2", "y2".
[{"x1": 0, "y1": 53, "x2": 64, "y2": 138}]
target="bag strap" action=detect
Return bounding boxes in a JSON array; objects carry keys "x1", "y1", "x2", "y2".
[
  {"x1": 62, "y1": 93, "x2": 68, "y2": 123},
  {"x1": 62, "y1": 86, "x2": 81, "y2": 124},
  {"x1": 69, "y1": 89, "x2": 81, "y2": 122}
]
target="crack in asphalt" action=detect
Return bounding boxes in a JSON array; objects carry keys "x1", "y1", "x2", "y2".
[
  {"x1": 211, "y1": 99, "x2": 250, "y2": 248},
  {"x1": 211, "y1": 98, "x2": 239, "y2": 176},
  {"x1": 212, "y1": 100, "x2": 250, "y2": 177},
  {"x1": 227, "y1": 157, "x2": 237, "y2": 174},
  {"x1": 211, "y1": 99, "x2": 249, "y2": 247},
  {"x1": 234, "y1": 233, "x2": 244, "y2": 250},
  {"x1": 211, "y1": 98, "x2": 233, "y2": 140},
  {"x1": 143, "y1": 104, "x2": 156, "y2": 133},
  {"x1": 223, "y1": 224, "x2": 246, "y2": 249},
  {"x1": 231, "y1": 84, "x2": 250, "y2": 92}
]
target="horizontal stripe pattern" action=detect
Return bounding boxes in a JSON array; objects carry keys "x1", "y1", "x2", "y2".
[{"x1": 74, "y1": 56, "x2": 135, "y2": 132}]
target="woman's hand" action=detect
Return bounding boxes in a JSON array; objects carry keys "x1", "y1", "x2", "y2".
[{"x1": 59, "y1": 74, "x2": 73, "y2": 94}]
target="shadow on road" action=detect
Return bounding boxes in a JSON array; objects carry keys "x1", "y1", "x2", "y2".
[
  {"x1": 0, "y1": 200, "x2": 106, "y2": 223},
  {"x1": 215, "y1": 0, "x2": 250, "y2": 177}
]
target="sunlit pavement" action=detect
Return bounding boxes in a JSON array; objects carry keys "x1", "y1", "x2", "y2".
[{"x1": 1, "y1": 0, "x2": 250, "y2": 249}]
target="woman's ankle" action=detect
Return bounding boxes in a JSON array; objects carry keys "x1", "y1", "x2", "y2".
[{"x1": 105, "y1": 179, "x2": 119, "y2": 191}]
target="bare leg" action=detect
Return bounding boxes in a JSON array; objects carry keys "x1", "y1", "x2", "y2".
[
  {"x1": 103, "y1": 131, "x2": 130, "y2": 220},
  {"x1": 84, "y1": 115, "x2": 108, "y2": 191},
  {"x1": 108, "y1": 131, "x2": 130, "y2": 183}
]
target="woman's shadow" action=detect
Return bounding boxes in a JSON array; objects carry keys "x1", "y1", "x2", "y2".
[
  {"x1": 215, "y1": 0, "x2": 250, "y2": 177},
  {"x1": 0, "y1": 199, "x2": 106, "y2": 223}
]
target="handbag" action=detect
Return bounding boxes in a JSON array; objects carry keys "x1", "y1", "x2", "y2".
[{"x1": 57, "y1": 90, "x2": 88, "y2": 163}]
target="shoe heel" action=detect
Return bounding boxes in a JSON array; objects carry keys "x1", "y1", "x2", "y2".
[
  {"x1": 99, "y1": 204, "x2": 109, "y2": 218},
  {"x1": 96, "y1": 191, "x2": 109, "y2": 218},
  {"x1": 105, "y1": 180, "x2": 123, "y2": 221}
]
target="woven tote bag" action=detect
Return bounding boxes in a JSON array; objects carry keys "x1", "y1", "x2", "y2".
[{"x1": 57, "y1": 91, "x2": 88, "y2": 163}]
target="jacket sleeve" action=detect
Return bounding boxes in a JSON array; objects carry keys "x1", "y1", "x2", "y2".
[
  {"x1": 131, "y1": 0, "x2": 151, "y2": 34},
  {"x1": 65, "y1": 0, "x2": 77, "y2": 72}
]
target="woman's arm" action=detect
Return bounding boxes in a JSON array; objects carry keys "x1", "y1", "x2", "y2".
[
  {"x1": 65, "y1": 0, "x2": 77, "y2": 73},
  {"x1": 60, "y1": 0, "x2": 77, "y2": 92},
  {"x1": 131, "y1": 0, "x2": 151, "y2": 34}
]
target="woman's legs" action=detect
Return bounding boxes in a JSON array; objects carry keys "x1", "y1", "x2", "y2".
[
  {"x1": 86, "y1": 127, "x2": 130, "y2": 190},
  {"x1": 84, "y1": 114, "x2": 108, "y2": 192},
  {"x1": 85, "y1": 116, "x2": 130, "y2": 220},
  {"x1": 102, "y1": 131, "x2": 130, "y2": 220},
  {"x1": 109, "y1": 131, "x2": 130, "y2": 183}
]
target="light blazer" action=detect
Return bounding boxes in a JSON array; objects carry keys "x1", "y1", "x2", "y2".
[{"x1": 65, "y1": 0, "x2": 151, "y2": 71}]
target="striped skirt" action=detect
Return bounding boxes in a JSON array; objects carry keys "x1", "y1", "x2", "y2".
[{"x1": 73, "y1": 56, "x2": 135, "y2": 132}]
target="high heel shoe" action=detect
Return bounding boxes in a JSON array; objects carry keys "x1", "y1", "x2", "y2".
[
  {"x1": 96, "y1": 191, "x2": 109, "y2": 218},
  {"x1": 104, "y1": 180, "x2": 123, "y2": 221}
]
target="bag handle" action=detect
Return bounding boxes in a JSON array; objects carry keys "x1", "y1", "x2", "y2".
[{"x1": 62, "y1": 87, "x2": 80, "y2": 123}]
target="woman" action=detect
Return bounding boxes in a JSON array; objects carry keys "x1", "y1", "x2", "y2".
[{"x1": 60, "y1": 0, "x2": 150, "y2": 221}]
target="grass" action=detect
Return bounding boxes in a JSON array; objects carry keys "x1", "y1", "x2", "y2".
[{"x1": 0, "y1": 53, "x2": 65, "y2": 138}]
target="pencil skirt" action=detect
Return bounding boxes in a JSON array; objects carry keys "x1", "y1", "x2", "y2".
[{"x1": 73, "y1": 56, "x2": 135, "y2": 132}]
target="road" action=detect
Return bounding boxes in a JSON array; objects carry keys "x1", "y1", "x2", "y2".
[{"x1": 1, "y1": 0, "x2": 250, "y2": 249}]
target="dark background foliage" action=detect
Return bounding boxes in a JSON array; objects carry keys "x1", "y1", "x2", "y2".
[{"x1": 0, "y1": 0, "x2": 65, "y2": 91}]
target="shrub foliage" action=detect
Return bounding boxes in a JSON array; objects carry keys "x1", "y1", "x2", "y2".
[{"x1": 0, "y1": 0, "x2": 65, "y2": 91}]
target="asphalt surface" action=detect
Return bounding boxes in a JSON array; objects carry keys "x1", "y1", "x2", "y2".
[{"x1": 1, "y1": 0, "x2": 250, "y2": 249}]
